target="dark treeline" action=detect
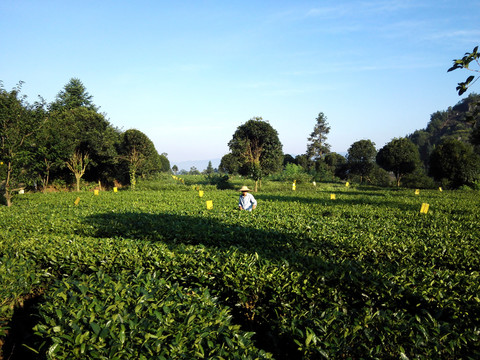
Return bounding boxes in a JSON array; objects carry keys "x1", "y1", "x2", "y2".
[
  {"x1": 2, "y1": 78, "x2": 480, "y2": 206},
  {"x1": 0, "y1": 78, "x2": 170, "y2": 205},
  {"x1": 220, "y1": 95, "x2": 480, "y2": 190}
]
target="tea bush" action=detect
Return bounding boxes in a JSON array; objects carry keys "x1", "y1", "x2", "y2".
[{"x1": 1, "y1": 185, "x2": 479, "y2": 359}]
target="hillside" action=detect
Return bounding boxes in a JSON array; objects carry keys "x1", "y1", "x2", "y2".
[{"x1": 408, "y1": 93, "x2": 480, "y2": 164}]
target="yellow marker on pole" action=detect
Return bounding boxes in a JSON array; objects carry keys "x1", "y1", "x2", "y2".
[
  {"x1": 415, "y1": 189, "x2": 420, "y2": 195},
  {"x1": 206, "y1": 200, "x2": 213, "y2": 210},
  {"x1": 199, "y1": 190, "x2": 204, "y2": 197},
  {"x1": 113, "y1": 187, "x2": 118, "y2": 192},
  {"x1": 74, "y1": 197, "x2": 81, "y2": 205},
  {"x1": 330, "y1": 194, "x2": 336, "y2": 200},
  {"x1": 420, "y1": 203, "x2": 429, "y2": 214},
  {"x1": 439, "y1": 187, "x2": 443, "y2": 192},
  {"x1": 345, "y1": 182, "x2": 349, "y2": 187},
  {"x1": 94, "y1": 189, "x2": 99, "y2": 196}
]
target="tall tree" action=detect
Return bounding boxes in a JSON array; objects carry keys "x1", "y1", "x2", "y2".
[
  {"x1": 347, "y1": 139, "x2": 377, "y2": 183},
  {"x1": 50, "y1": 78, "x2": 97, "y2": 111},
  {"x1": 48, "y1": 79, "x2": 120, "y2": 186},
  {"x1": 306, "y1": 112, "x2": 331, "y2": 161},
  {"x1": 30, "y1": 109, "x2": 79, "y2": 191},
  {"x1": 228, "y1": 117, "x2": 283, "y2": 191},
  {"x1": 376, "y1": 138, "x2": 420, "y2": 186},
  {"x1": 429, "y1": 138, "x2": 480, "y2": 188},
  {"x1": 70, "y1": 107, "x2": 120, "y2": 184},
  {"x1": 0, "y1": 82, "x2": 47, "y2": 205},
  {"x1": 118, "y1": 129, "x2": 165, "y2": 185},
  {"x1": 204, "y1": 161, "x2": 214, "y2": 175}
]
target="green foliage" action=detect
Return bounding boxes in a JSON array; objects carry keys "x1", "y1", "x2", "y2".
[
  {"x1": 0, "y1": 81, "x2": 47, "y2": 205},
  {"x1": 306, "y1": 112, "x2": 331, "y2": 161},
  {"x1": 376, "y1": 138, "x2": 421, "y2": 186},
  {"x1": 429, "y1": 138, "x2": 480, "y2": 188},
  {"x1": 228, "y1": 117, "x2": 283, "y2": 186},
  {"x1": 346, "y1": 139, "x2": 377, "y2": 182},
  {"x1": 117, "y1": 129, "x2": 166, "y2": 187},
  {"x1": 1, "y1": 186, "x2": 480, "y2": 358},
  {"x1": 448, "y1": 46, "x2": 480, "y2": 95},
  {"x1": 49, "y1": 78, "x2": 97, "y2": 111},
  {"x1": 408, "y1": 94, "x2": 480, "y2": 168}
]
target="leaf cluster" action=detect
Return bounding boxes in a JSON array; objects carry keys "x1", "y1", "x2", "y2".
[{"x1": 448, "y1": 46, "x2": 480, "y2": 95}]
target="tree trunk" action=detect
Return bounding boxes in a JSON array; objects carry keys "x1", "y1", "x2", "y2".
[
  {"x1": 75, "y1": 174, "x2": 81, "y2": 192},
  {"x1": 5, "y1": 162, "x2": 13, "y2": 206}
]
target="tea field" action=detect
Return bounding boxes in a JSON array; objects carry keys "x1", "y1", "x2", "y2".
[{"x1": 1, "y1": 184, "x2": 479, "y2": 359}]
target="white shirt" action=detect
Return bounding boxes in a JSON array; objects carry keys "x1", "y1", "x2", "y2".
[{"x1": 239, "y1": 192, "x2": 257, "y2": 211}]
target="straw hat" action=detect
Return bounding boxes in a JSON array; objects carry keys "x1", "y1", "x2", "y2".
[{"x1": 239, "y1": 186, "x2": 251, "y2": 192}]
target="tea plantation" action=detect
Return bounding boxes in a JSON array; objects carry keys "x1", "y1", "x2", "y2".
[{"x1": 1, "y1": 184, "x2": 479, "y2": 359}]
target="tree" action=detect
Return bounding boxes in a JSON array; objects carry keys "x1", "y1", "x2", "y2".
[
  {"x1": 172, "y1": 165, "x2": 178, "y2": 174},
  {"x1": 159, "y1": 153, "x2": 171, "y2": 173},
  {"x1": 50, "y1": 78, "x2": 97, "y2": 111},
  {"x1": 118, "y1": 129, "x2": 165, "y2": 185},
  {"x1": 0, "y1": 82, "x2": 47, "y2": 206},
  {"x1": 219, "y1": 153, "x2": 240, "y2": 174},
  {"x1": 448, "y1": 46, "x2": 480, "y2": 95},
  {"x1": 324, "y1": 152, "x2": 346, "y2": 179},
  {"x1": 306, "y1": 112, "x2": 331, "y2": 161},
  {"x1": 376, "y1": 138, "x2": 420, "y2": 186},
  {"x1": 120, "y1": 146, "x2": 143, "y2": 190},
  {"x1": 228, "y1": 117, "x2": 283, "y2": 191},
  {"x1": 429, "y1": 138, "x2": 480, "y2": 188},
  {"x1": 283, "y1": 154, "x2": 296, "y2": 167},
  {"x1": 30, "y1": 109, "x2": 80, "y2": 191},
  {"x1": 189, "y1": 166, "x2": 200, "y2": 175},
  {"x1": 347, "y1": 140, "x2": 377, "y2": 183},
  {"x1": 66, "y1": 150, "x2": 89, "y2": 192},
  {"x1": 204, "y1": 161, "x2": 214, "y2": 175},
  {"x1": 295, "y1": 154, "x2": 309, "y2": 170}
]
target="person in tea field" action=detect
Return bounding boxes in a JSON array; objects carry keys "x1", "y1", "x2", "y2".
[{"x1": 238, "y1": 186, "x2": 257, "y2": 211}]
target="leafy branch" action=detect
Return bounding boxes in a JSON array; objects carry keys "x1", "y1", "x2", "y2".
[{"x1": 448, "y1": 46, "x2": 480, "y2": 95}]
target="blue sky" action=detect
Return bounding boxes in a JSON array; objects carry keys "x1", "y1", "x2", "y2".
[{"x1": 1, "y1": 1, "x2": 479, "y2": 166}]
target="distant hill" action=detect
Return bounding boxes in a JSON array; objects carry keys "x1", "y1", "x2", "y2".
[{"x1": 407, "y1": 93, "x2": 479, "y2": 164}]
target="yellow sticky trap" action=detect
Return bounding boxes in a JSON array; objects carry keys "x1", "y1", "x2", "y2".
[
  {"x1": 199, "y1": 190, "x2": 204, "y2": 197},
  {"x1": 94, "y1": 190, "x2": 99, "y2": 195},
  {"x1": 420, "y1": 203, "x2": 429, "y2": 214},
  {"x1": 346, "y1": 182, "x2": 349, "y2": 187},
  {"x1": 330, "y1": 194, "x2": 336, "y2": 200},
  {"x1": 439, "y1": 187, "x2": 443, "y2": 192},
  {"x1": 292, "y1": 183, "x2": 296, "y2": 191},
  {"x1": 0, "y1": 161, "x2": 3, "y2": 165},
  {"x1": 74, "y1": 197, "x2": 81, "y2": 205},
  {"x1": 113, "y1": 187, "x2": 118, "y2": 192},
  {"x1": 415, "y1": 189, "x2": 420, "y2": 195},
  {"x1": 206, "y1": 200, "x2": 213, "y2": 210}
]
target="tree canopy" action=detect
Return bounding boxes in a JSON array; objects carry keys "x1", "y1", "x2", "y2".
[
  {"x1": 0, "y1": 82, "x2": 47, "y2": 205},
  {"x1": 50, "y1": 78, "x2": 97, "y2": 111},
  {"x1": 429, "y1": 138, "x2": 480, "y2": 188},
  {"x1": 346, "y1": 140, "x2": 377, "y2": 182},
  {"x1": 376, "y1": 138, "x2": 420, "y2": 186},
  {"x1": 306, "y1": 112, "x2": 330, "y2": 161},
  {"x1": 227, "y1": 117, "x2": 283, "y2": 191}
]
